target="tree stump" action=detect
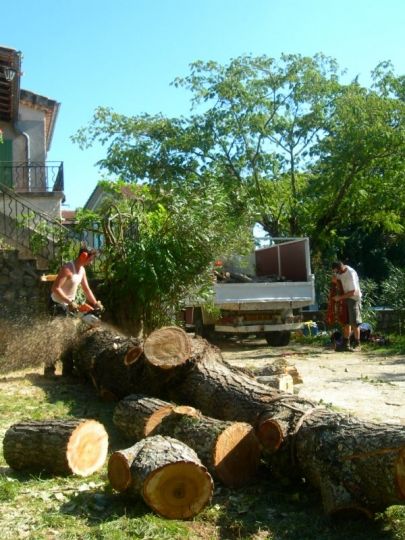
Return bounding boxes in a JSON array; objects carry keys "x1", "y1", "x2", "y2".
[
  {"x1": 108, "y1": 435, "x2": 213, "y2": 519},
  {"x1": 3, "y1": 419, "x2": 108, "y2": 476}
]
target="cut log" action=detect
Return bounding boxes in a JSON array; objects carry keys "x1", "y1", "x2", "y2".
[
  {"x1": 151, "y1": 406, "x2": 261, "y2": 488},
  {"x1": 280, "y1": 408, "x2": 405, "y2": 514},
  {"x1": 113, "y1": 394, "x2": 175, "y2": 441},
  {"x1": 256, "y1": 374, "x2": 294, "y2": 393},
  {"x1": 64, "y1": 326, "x2": 405, "y2": 514},
  {"x1": 3, "y1": 419, "x2": 108, "y2": 476},
  {"x1": 108, "y1": 435, "x2": 213, "y2": 519},
  {"x1": 255, "y1": 360, "x2": 303, "y2": 384},
  {"x1": 143, "y1": 326, "x2": 192, "y2": 369},
  {"x1": 113, "y1": 394, "x2": 260, "y2": 487},
  {"x1": 66, "y1": 328, "x2": 142, "y2": 399}
]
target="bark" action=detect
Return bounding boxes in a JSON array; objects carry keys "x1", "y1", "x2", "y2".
[
  {"x1": 112, "y1": 394, "x2": 261, "y2": 487},
  {"x1": 282, "y1": 408, "x2": 405, "y2": 514},
  {"x1": 108, "y1": 435, "x2": 213, "y2": 519},
  {"x1": 65, "y1": 325, "x2": 405, "y2": 514},
  {"x1": 151, "y1": 407, "x2": 261, "y2": 488},
  {"x1": 113, "y1": 394, "x2": 175, "y2": 441},
  {"x1": 66, "y1": 328, "x2": 143, "y2": 399},
  {"x1": 3, "y1": 419, "x2": 108, "y2": 476}
]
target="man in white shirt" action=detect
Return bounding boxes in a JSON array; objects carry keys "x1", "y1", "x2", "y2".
[{"x1": 332, "y1": 261, "x2": 362, "y2": 351}]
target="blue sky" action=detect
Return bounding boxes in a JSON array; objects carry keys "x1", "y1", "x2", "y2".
[{"x1": 2, "y1": 0, "x2": 404, "y2": 209}]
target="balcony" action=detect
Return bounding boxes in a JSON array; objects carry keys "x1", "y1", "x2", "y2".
[{"x1": 0, "y1": 161, "x2": 64, "y2": 193}]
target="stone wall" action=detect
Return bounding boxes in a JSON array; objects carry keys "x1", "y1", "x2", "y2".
[{"x1": 0, "y1": 249, "x2": 50, "y2": 318}]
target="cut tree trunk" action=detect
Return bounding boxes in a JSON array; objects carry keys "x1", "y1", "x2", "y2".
[
  {"x1": 3, "y1": 419, "x2": 108, "y2": 476},
  {"x1": 65, "y1": 328, "x2": 143, "y2": 400},
  {"x1": 112, "y1": 394, "x2": 261, "y2": 487},
  {"x1": 108, "y1": 435, "x2": 213, "y2": 519},
  {"x1": 65, "y1": 325, "x2": 405, "y2": 514},
  {"x1": 284, "y1": 408, "x2": 405, "y2": 515},
  {"x1": 151, "y1": 405, "x2": 261, "y2": 488},
  {"x1": 113, "y1": 394, "x2": 175, "y2": 441},
  {"x1": 256, "y1": 374, "x2": 294, "y2": 393}
]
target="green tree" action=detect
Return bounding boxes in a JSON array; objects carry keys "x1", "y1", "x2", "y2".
[
  {"x1": 73, "y1": 54, "x2": 405, "y2": 312},
  {"x1": 74, "y1": 54, "x2": 343, "y2": 238},
  {"x1": 75, "y1": 181, "x2": 252, "y2": 334},
  {"x1": 305, "y1": 63, "x2": 405, "y2": 257}
]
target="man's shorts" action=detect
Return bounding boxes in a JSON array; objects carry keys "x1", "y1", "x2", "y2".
[{"x1": 346, "y1": 298, "x2": 362, "y2": 326}]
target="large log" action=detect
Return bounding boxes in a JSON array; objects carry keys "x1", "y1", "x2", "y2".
[
  {"x1": 113, "y1": 394, "x2": 261, "y2": 488},
  {"x1": 65, "y1": 325, "x2": 405, "y2": 514},
  {"x1": 152, "y1": 406, "x2": 261, "y2": 488},
  {"x1": 288, "y1": 408, "x2": 405, "y2": 515},
  {"x1": 113, "y1": 394, "x2": 175, "y2": 440},
  {"x1": 3, "y1": 419, "x2": 108, "y2": 476},
  {"x1": 108, "y1": 435, "x2": 213, "y2": 519}
]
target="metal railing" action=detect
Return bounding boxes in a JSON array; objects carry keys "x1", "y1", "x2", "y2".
[
  {"x1": 0, "y1": 161, "x2": 64, "y2": 192},
  {"x1": 0, "y1": 182, "x2": 76, "y2": 266}
]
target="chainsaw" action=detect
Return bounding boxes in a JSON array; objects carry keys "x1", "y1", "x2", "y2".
[
  {"x1": 70, "y1": 302, "x2": 104, "y2": 328},
  {"x1": 41, "y1": 274, "x2": 104, "y2": 328}
]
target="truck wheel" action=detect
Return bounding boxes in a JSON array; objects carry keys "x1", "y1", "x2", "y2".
[{"x1": 265, "y1": 331, "x2": 291, "y2": 347}]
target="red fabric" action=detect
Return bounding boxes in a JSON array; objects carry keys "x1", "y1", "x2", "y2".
[{"x1": 325, "y1": 280, "x2": 348, "y2": 326}]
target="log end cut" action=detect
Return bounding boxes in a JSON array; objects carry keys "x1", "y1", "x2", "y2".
[
  {"x1": 108, "y1": 451, "x2": 133, "y2": 492},
  {"x1": 124, "y1": 346, "x2": 144, "y2": 366},
  {"x1": 143, "y1": 326, "x2": 191, "y2": 369},
  {"x1": 213, "y1": 423, "x2": 261, "y2": 488},
  {"x1": 67, "y1": 420, "x2": 109, "y2": 476},
  {"x1": 256, "y1": 418, "x2": 284, "y2": 453},
  {"x1": 144, "y1": 461, "x2": 213, "y2": 519},
  {"x1": 144, "y1": 405, "x2": 175, "y2": 436}
]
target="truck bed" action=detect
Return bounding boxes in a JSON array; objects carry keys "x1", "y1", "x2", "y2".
[{"x1": 214, "y1": 279, "x2": 315, "y2": 311}]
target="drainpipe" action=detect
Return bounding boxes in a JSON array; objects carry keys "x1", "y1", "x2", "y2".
[{"x1": 15, "y1": 123, "x2": 31, "y2": 190}]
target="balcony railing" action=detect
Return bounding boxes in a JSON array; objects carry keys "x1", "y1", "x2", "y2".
[
  {"x1": 0, "y1": 182, "x2": 76, "y2": 267},
  {"x1": 0, "y1": 161, "x2": 64, "y2": 193}
]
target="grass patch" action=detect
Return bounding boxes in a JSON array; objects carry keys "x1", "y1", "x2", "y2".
[{"x1": 0, "y1": 365, "x2": 404, "y2": 539}]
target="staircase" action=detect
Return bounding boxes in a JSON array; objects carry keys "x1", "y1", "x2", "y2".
[{"x1": 0, "y1": 183, "x2": 74, "y2": 270}]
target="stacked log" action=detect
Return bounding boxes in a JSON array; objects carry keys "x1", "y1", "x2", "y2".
[
  {"x1": 255, "y1": 359, "x2": 303, "y2": 384},
  {"x1": 108, "y1": 435, "x2": 213, "y2": 519},
  {"x1": 3, "y1": 419, "x2": 108, "y2": 476},
  {"x1": 113, "y1": 394, "x2": 261, "y2": 488},
  {"x1": 64, "y1": 325, "x2": 405, "y2": 515},
  {"x1": 255, "y1": 373, "x2": 294, "y2": 393},
  {"x1": 113, "y1": 395, "x2": 175, "y2": 440}
]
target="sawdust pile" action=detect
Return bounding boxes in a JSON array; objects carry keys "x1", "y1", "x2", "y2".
[{"x1": 0, "y1": 313, "x2": 81, "y2": 373}]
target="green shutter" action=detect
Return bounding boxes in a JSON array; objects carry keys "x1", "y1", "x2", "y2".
[{"x1": 0, "y1": 139, "x2": 13, "y2": 187}]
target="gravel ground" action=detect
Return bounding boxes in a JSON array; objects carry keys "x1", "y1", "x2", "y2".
[{"x1": 218, "y1": 337, "x2": 405, "y2": 425}]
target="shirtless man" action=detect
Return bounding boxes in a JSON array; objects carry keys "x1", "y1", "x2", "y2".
[
  {"x1": 44, "y1": 247, "x2": 102, "y2": 377},
  {"x1": 51, "y1": 246, "x2": 101, "y2": 313}
]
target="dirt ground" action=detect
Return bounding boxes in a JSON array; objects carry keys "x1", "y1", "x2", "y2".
[{"x1": 218, "y1": 337, "x2": 405, "y2": 425}]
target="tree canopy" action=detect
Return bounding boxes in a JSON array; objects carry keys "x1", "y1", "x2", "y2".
[{"x1": 73, "y1": 54, "x2": 405, "y2": 327}]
